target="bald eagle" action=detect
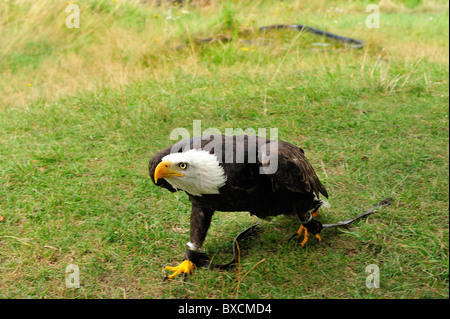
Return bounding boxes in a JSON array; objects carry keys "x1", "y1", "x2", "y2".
[{"x1": 149, "y1": 134, "x2": 329, "y2": 280}]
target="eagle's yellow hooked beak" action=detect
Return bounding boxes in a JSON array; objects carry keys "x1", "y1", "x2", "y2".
[{"x1": 154, "y1": 160, "x2": 184, "y2": 183}]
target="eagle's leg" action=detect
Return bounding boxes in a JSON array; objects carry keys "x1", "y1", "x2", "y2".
[
  {"x1": 291, "y1": 209, "x2": 322, "y2": 247},
  {"x1": 297, "y1": 226, "x2": 322, "y2": 247},
  {"x1": 164, "y1": 206, "x2": 214, "y2": 281}
]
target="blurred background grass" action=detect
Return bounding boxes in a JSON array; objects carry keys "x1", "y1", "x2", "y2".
[{"x1": 0, "y1": 0, "x2": 448, "y2": 107}]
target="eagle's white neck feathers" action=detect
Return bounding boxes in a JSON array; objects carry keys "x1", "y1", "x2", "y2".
[{"x1": 161, "y1": 149, "x2": 226, "y2": 196}]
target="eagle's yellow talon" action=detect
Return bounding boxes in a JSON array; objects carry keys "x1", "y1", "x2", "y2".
[
  {"x1": 297, "y1": 229, "x2": 322, "y2": 247},
  {"x1": 299, "y1": 228, "x2": 311, "y2": 248},
  {"x1": 293, "y1": 209, "x2": 322, "y2": 247},
  {"x1": 164, "y1": 260, "x2": 196, "y2": 280},
  {"x1": 295, "y1": 225, "x2": 305, "y2": 238},
  {"x1": 294, "y1": 211, "x2": 322, "y2": 247}
]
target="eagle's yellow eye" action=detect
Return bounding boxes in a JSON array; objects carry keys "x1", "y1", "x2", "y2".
[{"x1": 178, "y1": 162, "x2": 187, "y2": 170}]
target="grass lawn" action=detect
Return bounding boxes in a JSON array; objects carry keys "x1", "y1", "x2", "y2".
[{"x1": 0, "y1": 0, "x2": 448, "y2": 298}]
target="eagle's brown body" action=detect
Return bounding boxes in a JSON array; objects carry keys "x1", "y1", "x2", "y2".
[{"x1": 149, "y1": 135, "x2": 328, "y2": 249}]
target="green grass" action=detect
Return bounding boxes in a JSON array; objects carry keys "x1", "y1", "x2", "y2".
[{"x1": 0, "y1": 0, "x2": 448, "y2": 299}]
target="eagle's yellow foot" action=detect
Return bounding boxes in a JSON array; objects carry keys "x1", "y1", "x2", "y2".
[
  {"x1": 295, "y1": 225, "x2": 322, "y2": 247},
  {"x1": 290, "y1": 210, "x2": 322, "y2": 247},
  {"x1": 164, "y1": 259, "x2": 196, "y2": 281}
]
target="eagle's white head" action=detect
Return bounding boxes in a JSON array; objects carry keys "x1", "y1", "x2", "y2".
[{"x1": 154, "y1": 149, "x2": 227, "y2": 196}]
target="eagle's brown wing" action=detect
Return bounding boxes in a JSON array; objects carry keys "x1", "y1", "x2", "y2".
[{"x1": 264, "y1": 140, "x2": 328, "y2": 198}]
